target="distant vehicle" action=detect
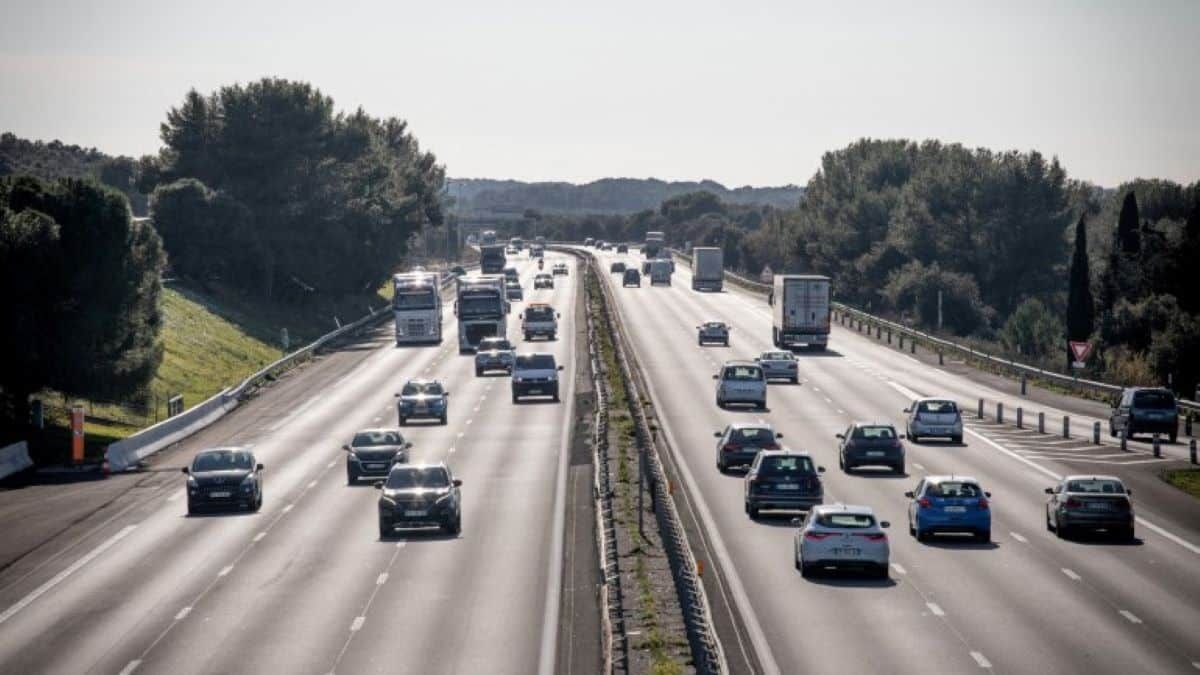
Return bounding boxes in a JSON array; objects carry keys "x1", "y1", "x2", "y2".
[
  {"x1": 714, "y1": 360, "x2": 766, "y2": 409},
  {"x1": 691, "y1": 247, "x2": 724, "y2": 291},
  {"x1": 650, "y1": 259, "x2": 672, "y2": 285},
  {"x1": 795, "y1": 505, "x2": 890, "y2": 579},
  {"x1": 755, "y1": 351, "x2": 798, "y2": 383},
  {"x1": 1109, "y1": 387, "x2": 1178, "y2": 442},
  {"x1": 644, "y1": 231, "x2": 665, "y2": 258},
  {"x1": 553, "y1": 262, "x2": 569, "y2": 275},
  {"x1": 584, "y1": 237, "x2": 594, "y2": 247},
  {"x1": 531, "y1": 245, "x2": 544, "y2": 258},
  {"x1": 183, "y1": 447, "x2": 264, "y2": 514},
  {"x1": 480, "y1": 229, "x2": 498, "y2": 246},
  {"x1": 697, "y1": 321, "x2": 730, "y2": 346},
  {"x1": 535, "y1": 235, "x2": 546, "y2": 247},
  {"x1": 533, "y1": 273, "x2": 554, "y2": 289},
  {"x1": 641, "y1": 260, "x2": 652, "y2": 275},
  {"x1": 714, "y1": 423, "x2": 782, "y2": 473},
  {"x1": 616, "y1": 243, "x2": 628, "y2": 253},
  {"x1": 376, "y1": 463, "x2": 462, "y2": 537},
  {"x1": 622, "y1": 268, "x2": 641, "y2": 287},
  {"x1": 480, "y1": 244, "x2": 506, "y2": 274},
  {"x1": 769, "y1": 275, "x2": 831, "y2": 351},
  {"x1": 506, "y1": 246, "x2": 519, "y2": 255},
  {"x1": 597, "y1": 241, "x2": 608, "y2": 250},
  {"x1": 344, "y1": 428, "x2": 411, "y2": 484},
  {"x1": 521, "y1": 302, "x2": 560, "y2": 341},
  {"x1": 745, "y1": 449, "x2": 824, "y2": 518},
  {"x1": 449, "y1": 265, "x2": 467, "y2": 277},
  {"x1": 512, "y1": 352, "x2": 563, "y2": 403},
  {"x1": 502, "y1": 266, "x2": 519, "y2": 283},
  {"x1": 455, "y1": 275, "x2": 508, "y2": 352},
  {"x1": 392, "y1": 271, "x2": 442, "y2": 345},
  {"x1": 904, "y1": 398, "x2": 963, "y2": 443},
  {"x1": 610, "y1": 261, "x2": 626, "y2": 274},
  {"x1": 474, "y1": 336, "x2": 515, "y2": 375},
  {"x1": 395, "y1": 378, "x2": 449, "y2": 425},
  {"x1": 510, "y1": 237, "x2": 524, "y2": 251},
  {"x1": 505, "y1": 280, "x2": 523, "y2": 301},
  {"x1": 1045, "y1": 475, "x2": 1134, "y2": 541},
  {"x1": 906, "y1": 475, "x2": 990, "y2": 542},
  {"x1": 838, "y1": 423, "x2": 905, "y2": 473}
]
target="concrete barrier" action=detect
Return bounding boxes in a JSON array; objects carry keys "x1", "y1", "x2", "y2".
[{"x1": 0, "y1": 442, "x2": 33, "y2": 480}]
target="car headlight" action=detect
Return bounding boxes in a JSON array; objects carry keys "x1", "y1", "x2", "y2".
[
  {"x1": 380, "y1": 495, "x2": 396, "y2": 506},
  {"x1": 513, "y1": 376, "x2": 524, "y2": 383},
  {"x1": 240, "y1": 475, "x2": 256, "y2": 492},
  {"x1": 435, "y1": 491, "x2": 454, "y2": 505},
  {"x1": 187, "y1": 476, "x2": 199, "y2": 492}
]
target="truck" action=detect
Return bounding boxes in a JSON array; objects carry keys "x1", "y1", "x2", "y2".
[
  {"x1": 480, "y1": 230, "x2": 498, "y2": 246},
  {"x1": 650, "y1": 259, "x2": 673, "y2": 285},
  {"x1": 644, "y1": 231, "x2": 665, "y2": 258},
  {"x1": 455, "y1": 275, "x2": 509, "y2": 353},
  {"x1": 691, "y1": 246, "x2": 724, "y2": 291},
  {"x1": 392, "y1": 272, "x2": 443, "y2": 345},
  {"x1": 480, "y1": 245, "x2": 506, "y2": 274},
  {"x1": 770, "y1": 275, "x2": 831, "y2": 351}
]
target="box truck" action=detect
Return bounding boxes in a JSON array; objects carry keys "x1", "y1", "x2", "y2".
[
  {"x1": 770, "y1": 275, "x2": 831, "y2": 351},
  {"x1": 691, "y1": 247, "x2": 724, "y2": 291}
]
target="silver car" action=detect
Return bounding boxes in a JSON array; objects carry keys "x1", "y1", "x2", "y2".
[
  {"x1": 794, "y1": 504, "x2": 891, "y2": 579},
  {"x1": 474, "y1": 337, "x2": 515, "y2": 375},
  {"x1": 904, "y1": 398, "x2": 963, "y2": 443},
  {"x1": 714, "y1": 361, "x2": 767, "y2": 409},
  {"x1": 755, "y1": 351, "x2": 798, "y2": 384},
  {"x1": 697, "y1": 321, "x2": 731, "y2": 346}
]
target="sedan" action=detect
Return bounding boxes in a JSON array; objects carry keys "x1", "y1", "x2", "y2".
[
  {"x1": 755, "y1": 351, "x2": 798, "y2": 383},
  {"x1": 697, "y1": 321, "x2": 730, "y2": 346},
  {"x1": 795, "y1": 505, "x2": 890, "y2": 579},
  {"x1": 378, "y1": 463, "x2": 462, "y2": 537},
  {"x1": 345, "y1": 428, "x2": 411, "y2": 484},
  {"x1": 838, "y1": 423, "x2": 905, "y2": 473},
  {"x1": 1045, "y1": 475, "x2": 1134, "y2": 541},
  {"x1": 183, "y1": 447, "x2": 264, "y2": 514},
  {"x1": 396, "y1": 378, "x2": 450, "y2": 425},
  {"x1": 714, "y1": 423, "x2": 782, "y2": 472},
  {"x1": 534, "y1": 273, "x2": 554, "y2": 289},
  {"x1": 906, "y1": 475, "x2": 991, "y2": 542}
]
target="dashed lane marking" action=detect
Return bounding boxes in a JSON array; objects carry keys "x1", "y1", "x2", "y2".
[
  {"x1": 396, "y1": 540, "x2": 407, "y2": 549},
  {"x1": 174, "y1": 606, "x2": 191, "y2": 621},
  {"x1": 350, "y1": 616, "x2": 365, "y2": 631},
  {"x1": 308, "y1": 480, "x2": 318, "y2": 488},
  {"x1": 327, "y1": 460, "x2": 336, "y2": 468},
  {"x1": 1010, "y1": 532, "x2": 1028, "y2": 544},
  {"x1": 253, "y1": 532, "x2": 266, "y2": 543},
  {"x1": 1061, "y1": 568, "x2": 1081, "y2": 581},
  {"x1": 890, "y1": 563, "x2": 907, "y2": 575},
  {"x1": 376, "y1": 573, "x2": 388, "y2": 585},
  {"x1": 970, "y1": 651, "x2": 992, "y2": 669},
  {"x1": 926, "y1": 602, "x2": 945, "y2": 617},
  {"x1": 913, "y1": 463, "x2": 925, "y2": 471},
  {"x1": 282, "y1": 504, "x2": 294, "y2": 514},
  {"x1": 1119, "y1": 610, "x2": 1142, "y2": 624},
  {"x1": 217, "y1": 565, "x2": 233, "y2": 578},
  {"x1": 118, "y1": 660, "x2": 141, "y2": 675}
]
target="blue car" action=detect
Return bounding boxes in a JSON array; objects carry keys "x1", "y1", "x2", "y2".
[{"x1": 905, "y1": 475, "x2": 991, "y2": 543}]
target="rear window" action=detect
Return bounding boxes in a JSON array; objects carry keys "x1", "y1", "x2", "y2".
[
  {"x1": 730, "y1": 427, "x2": 775, "y2": 444},
  {"x1": 516, "y1": 354, "x2": 556, "y2": 370},
  {"x1": 917, "y1": 400, "x2": 958, "y2": 414},
  {"x1": 705, "y1": 322, "x2": 726, "y2": 329},
  {"x1": 817, "y1": 513, "x2": 875, "y2": 529},
  {"x1": 1132, "y1": 390, "x2": 1175, "y2": 409},
  {"x1": 723, "y1": 365, "x2": 762, "y2": 381},
  {"x1": 853, "y1": 425, "x2": 897, "y2": 439},
  {"x1": 927, "y1": 481, "x2": 982, "y2": 498},
  {"x1": 525, "y1": 307, "x2": 555, "y2": 320},
  {"x1": 761, "y1": 352, "x2": 793, "y2": 361},
  {"x1": 193, "y1": 450, "x2": 253, "y2": 472},
  {"x1": 1065, "y1": 479, "x2": 1126, "y2": 494},
  {"x1": 352, "y1": 431, "x2": 404, "y2": 447},
  {"x1": 759, "y1": 455, "x2": 815, "y2": 475}
]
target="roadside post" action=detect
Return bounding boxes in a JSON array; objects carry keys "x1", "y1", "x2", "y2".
[
  {"x1": 1062, "y1": 416, "x2": 1070, "y2": 439},
  {"x1": 1016, "y1": 407, "x2": 1023, "y2": 429},
  {"x1": 997, "y1": 402, "x2": 1004, "y2": 424},
  {"x1": 977, "y1": 398, "x2": 984, "y2": 419},
  {"x1": 1190, "y1": 439, "x2": 1197, "y2": 465},
  {"x1": 938, "y1": 351, "x2": 944, "y2": 366},
  {"x1": 70, "y1": 405, "x2": 85, "y2": 464},
  {"x1": 1020, "y1": 374, "x2": 1027, "y2": 396},
  {"x1": 1153, "y1": 433, "x2": 1161, "y2": 458},
  {"x1": 1093, "y1": 421, "x2": 1100, "y2": 445},
  {"x1": 1038, "y1": 412, "x2": 1045, "y2": 434},
  {"x1": 1121, "y1": 424, "x2": 1129, "y2": 451}
]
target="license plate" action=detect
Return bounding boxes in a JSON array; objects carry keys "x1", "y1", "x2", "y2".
[
  {"x1": 776, "y1": 484, "x2": 800, "y2": 491},
  {"x1": 366, "y1": 463, "x2": 385, "y2": 470},
  {"x1": 416, "y1": 405, "x2": 428, "y2": 412},
  {"x1": 944, "y1": 506, "x2": 966, "y2": 513},
  {"x1": 867, "y1": 451, "x2": 885, "y2": 457},
  {"x1": 1087, "y1": 502, "x2": 1111, "y2": 511},
  {"x1": 528, "y1": 388, "x2": 542, "y2": 394},
  {"x1": 404, "y1": 510, "x2": 427, "y2": 518},
  {"x1": 210, "y1": 491, "x2": 231, "y2": 498},
  {"x1": 832, "y1": 547, "x2": 861, "y2": 557}
]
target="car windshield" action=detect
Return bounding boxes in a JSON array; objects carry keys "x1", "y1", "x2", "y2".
[
  {"x1": 704, "y1": 322, "x2": 726, "y2": 329},
  {"x1": 385, "y1": 466, "x2": 450, "y2": 489},
  {"x1": 193, "y1": 450, "x2": 253, "y2": 472},
  {"x1": 853, "y1": 426, "x2": 896, "y2": 440},
  {"x1": 761, "y1": 352, "x2": 792, "y2": 361},
  {"x1": 759, "y1": 455, "x2": 815, "y2": 475},
  {"x1": 526, "y1": 307, "x2": 555, "y2": 320},
  {"x1": 722, "y1": 366, "x2": 762, "y2": 381},
  {"x1": 730, "y1": 427, "x2": 775, "y2": 444},
  {"x1": 401, "y1": 382, "x2": 444, "y2": 396},
  {"x1": 479, "y1": 338, "x2": 511, "y2": 351},
  {"x1": 1132, "y1": 391, "x2": 1175, "y2": 409},
  {"x1": 1065, "y1": 479, "x2": 1126, "y2": 494},
  {"x1": 927, "y1": 481, "x2": 982, "y2": 498},
  {"x1": 353, "y1": 430, "x2": 404, "y2": 446},
  {"x1": 918, "y1": 400, "x2": 958, "y2": 413},
  {"x1": 516, "y1": 354, "x2": 556, "y2": 370},
  {"x1": 816, "y1": 513, "x2": 875, "y2": 529}
]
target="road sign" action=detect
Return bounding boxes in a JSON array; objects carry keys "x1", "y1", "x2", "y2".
[{"x1": 1069, "y1": 341, "x2": 1093, "y2": 369}]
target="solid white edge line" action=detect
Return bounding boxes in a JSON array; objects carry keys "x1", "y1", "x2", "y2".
[
  {"x1": 118, "y1": 660, "x2": 142, "y2": 675},
  {"x1": 0, "y1": 524, "x2": 137, "y2": 626},
  {"x1": 1061, "y1": 568, "x2": 1081, "y2": 581},
  {"x1": 1119, "y1": 610, "x2": 1143, "y2": 624}
]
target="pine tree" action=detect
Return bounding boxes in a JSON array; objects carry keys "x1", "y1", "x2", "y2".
[
  {"x1": 1066, "y1": 213, "x2": 1094, "y2": 368},
  {"x1": 1116, "y1": 191, "x2": 1141, "y2": 255}
]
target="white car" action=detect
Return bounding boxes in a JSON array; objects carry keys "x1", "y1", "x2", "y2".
[
  {"x1": 904, "y1": 398, "x2": 963, "y2": 443},
  {"x1": 755, "y1": 351, "x2": 798, "y2": 383},
  {"x1": 794, "y1": 504, "x2": 891, "y2": 579},
  {"x1": 714, "y1": 361, "x2": 766, "y2": 409}
]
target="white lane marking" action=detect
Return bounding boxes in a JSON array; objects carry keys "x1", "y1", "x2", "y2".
[
  {"x1": 1061, "y1": 568, "x2": 1081, "y2": 581},
  {"x1": 174, "y1": 606, "x2": 191, "y2": 621},
  {"x1": 913, "y1": 463, "x2": 925, "y2": 471},
  {"x1": 926, "y1": 602, "x2": 946, "y2": 617},
  {"x1": 885, "y1": 380, "x2": 1200, "y2": 556},
  {"x1": 448, "y1": 446, "x2": 456, "y2": 454},
  {"x1": 836, "y1": 409, "x2": 844, "y2": 414},
  {"x1": 372, "y1": 416, "x2": 382, "y2": 423},
  {"x1": 457, "y1": 432, "x2": 465, "y2": 439},
  {"x1": 812, "y1": 387, "x2": 820, "y2": 392},
  {"x1": 970, "y1": 651, "x2": 992, "y2": 669},
  {"x1": 253, "y1": 532, "x2": 267, "y2": 543},
  {"x1": 474, "y1": 406, "x2": 480, "y2": 412},
  {"x1": 350, "y1": 616, "x2": 365, "y2": 631},
  {"x1": 823, "y1": 397, "x2": 832, "y2": 404},
  {"x1": 327, "y1": 460, "x2": 337, "y2": 468},
  {"x1": 308, "y1": 480, "x2": 318, "y2": 489},
  {"x1": 395, "y1": 540, "x2": 407, "y2": 549},
  {"x1": 1010, "y1": 532, "x2": 1028, "y2": 544},
  {"x1": 167, "y1": 490, "x2": 184, "y2": 503},
  {"x1": 890, "y1": 563, "x2": 907, "y2": 575},
  {"x1": 217, "y1": 565, "x2": 233, "y2": 578},
  {"x1": 282, "y1": 504, "x2": 294, "y2": 514},
  {"x1": 466, "y1": 419, "x2": 473, "y2": 425},
  {"x1": 267, "y1": 394, "x2": 323, "y2": 432},
  {"x1": 0, "y1": 524, "x2": 137, "y2": 626},
  {"x1": 118, "y1": 660, "x2": 141, "y2": 675},
  {"x1": 1119, "y1": 610, "x2": 1143, "y2": 624},
  {"x1": 376, "y1": 573, "x2": 389, "y2": 586}
]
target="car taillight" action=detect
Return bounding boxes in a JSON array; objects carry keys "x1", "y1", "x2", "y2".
[
  {"x1": 1065, "y1": 498, "x2": 1082, "y2": 509},
  {"x1": 762, "y1": 442, "x2": 780, "y2": 450},
  {"x1": 805, "y1": 532, "x2": 833, "y2": 540},
  {"x1": 977, "y1": 498, "x2": 989, "y2": 510},
  {"x1": 855, "y1": 533, "x2": 887, "y2": 541},
  {"x1": 918, "y1": 497, "x2": 932, "y2": 509},
  {"x1": 722, "y1": 443, "x2": 740, "y2": 453}
]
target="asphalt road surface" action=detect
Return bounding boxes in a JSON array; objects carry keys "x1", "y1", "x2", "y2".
[
  {"x1": 593, "y1": 247, "x2": 1200, "y2": 675},
  {"x1": 0, "y1": 253, "x2": 582, "y2": 675}
]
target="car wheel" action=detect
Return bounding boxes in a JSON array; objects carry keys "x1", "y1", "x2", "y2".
[
  {"x1": 512, "y1": 393, "x2": 519, "y2": 404},
  {"x1": 1056, "y1": 521, "x2": 1070, "y2": 540},
  {"x1": 875, "y1": 564, "x2": 890, "y2": 580},
  {"x1": 894, "y1": 462, "x2": 905, "y2": 475},
  {"x1": 1169, "y1": 430, "x2": 1177, "y2": 443},
  {"x1": 187, "y1": 502, "x2": 196, "y2": 517},
  {"x1": 399, "y1": 415, "x2": 407, "y2": 426},
  {"x1": 1109, "y1": 422, "x2": 1117, "y2": 438},
  {"x1": 475, "y1": 368, "x2": 483, "y2": 377},
  {"x1": 1121, "y1": 525, "x2": 1136, "y2": 543},
  {"x1": 837, "y1": 454, "x2": 844, "y2": 470},
  {"x1": 444, "y1": 514, "x2": 462, "y2": 535},
  {"x1": 347, "y1": 470, "x2": 357, "y2": 485},
  {"x1": 748, "y1": 505, "x2": 760, "y2": 520},
  {"x1": 379, "y1": 521, "x2": 391, "y2": 539},
  {"x1": 791, "y1": 376, "x2": 799, "y2": 384},
  {"x1": 909, "y1": 432, "x2": 919, "y2": 443},
  {"x1": 716, "y1": 398, "x2": 724, "y2": 409},
  {"x1": 908, "y1": 520, "x2": 916, "y2": 537},
  {"x1": 549, "y1": 333, "x2": 556, "y2": 341},
  {"x1": 800, "y1": 562, "x2": 814, "y2": 578},
  {"x1": 975, "y1": 529, "x2": 990, "y2": 543},
  {"x1": 552, "y1": 392, "x2": 560, "y2": 403},
  {"x1": 440, "y1": 414, "x2": 448, "y2": 425},
  {"x1": 952, "y1": 435, "x2": 963, "y2": 444},
  {"x1": 915, "y1": 528, "x2": 929, "y2": 542},
  {"x1": 698, "y1": 338, "x2": 703, "y2": 346}
]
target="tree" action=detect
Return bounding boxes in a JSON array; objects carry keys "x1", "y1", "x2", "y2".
[
  {"x1": 1000, "y1": 298, "x2": 1063, "y2": 360},
  {"x1": 1065, "y1": 212, "x2": 1094, "y2": 366},
  {"x1": 1116, "y1": 191, "x2": 1141, "y2": 255}
]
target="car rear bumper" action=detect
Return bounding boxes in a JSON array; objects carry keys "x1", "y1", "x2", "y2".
[
  {"x1": 910, "y1": 421, "x2": 963, "y2": 437},
  {"x1": 1059, "y1": 512, "x2": 1134, "y2": 529},
  {"x1": 748, "y1": 494, "x2": 823, "y2": 510},
  {"x1": 1125, "y1": 418, "x2": 1178, "y2": 434},
  {"x1": 845, "y1": 450, "x2": 904, "y2": 465},
  {"x1": 916, "y1": 513, "x2": 990, "y2": 532},
  {"x1": 513, "y1": 382, "x2": 559, "y2": 397},
  {"x1": 718, "y1": 451, "x2": 761, "y2": 467}
]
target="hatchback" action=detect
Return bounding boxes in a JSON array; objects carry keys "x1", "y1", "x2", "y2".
[
  {"x1": 906, "y1": 476, "x2": 991, "y2": 542},
  {"x1": 183, "y1": 447, "x2": 264, "y2": 514},
  {"x1": 745, "y1": 450, "x2": 824, "y2": 517},
  {"x1": 623, "y1": 268, "x2": 641, "y2": 287},
  {"x1": 610, "y1": 261, "x2": 626, "y2": 273},
  {"x1": 904, "y1": 398, "x2": 963, "y2": 443},
  {"x1": 345, "y1": 428, "x2": 411, "y2": 484},
  {"x1": 714, "y1": 423, "x2": 783, "y2": 472},
  {"x1": 1045, "y1": 475, "x2": 1134, "y2": 541},
  {"x1": 1109, "y1": 387, "x2": 1178, "y2": 442},
  {"x1": 794, "y1": 505, "x2": 890, "y2": 579},
  {"x1": 697, "y1": 321, "x2": 731, "y2": 346},
  {"x1": 838, "y1": 423, "x2": 905, "y2": 473},
  {"x1": 377, "y1": 463, "x2": 462, "y2": 537},
  {"x1": 714, "y1": 361, "x2": 766, "y2": 409}
]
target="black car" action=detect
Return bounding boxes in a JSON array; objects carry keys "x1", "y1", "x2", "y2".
[
  {"x1": 623, "y1": 268, "x2": 641, "y2": 287},
  {"x1": 837, "y1": 423, "x2": 905, "y2": 473},
  {"x1": 184, "y1": 447, "x2": 264, "y2": 514},
  {"x1": 345, "y1": 428, "x2": 412, "y2": 484},
  {"x1": 377, "y1": 463, "x2": 462, "y2": 537},
  {"x1": 610, "y1": 261, "x2": 626, "y2": 274},
  {"x1": 1109, "y1": 387, "x2": 1178, "y2": 442},
  {"x1": 616, "y1": 244, "x2": 628, "y2": 253},
  {"x1": 744, "y1": 450, "x2": 824, "y2": 519},
  {"x1": 1045, "y1": 475, "x2": 1134, "y2": 541}
]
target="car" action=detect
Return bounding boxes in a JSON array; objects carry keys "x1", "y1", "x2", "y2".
[
  {"x1": 905, "y1": 475, "x2": 991, "y2": 542},
  {"x1": 714, "y1": 360, "x2": 766, "y2": 409},
  {"x1": 1109, "y1": 387, "x2": 1178, "y2": 442},
  {"x1": 641, "y1": 260, "x2": 652, "y2": 275},
  {"x1": 474, "y1": 337, "x2": 515, "y2": 375},
  {"x1": 714, "y1": 423, "x2": 783, "y2": 472},
  {"x1": 531, "y1": 246, "x2": 544, "y2": 258},
  {"x1": 616, "y1": 244, "x2": 628, "y2": 253},
  {"x1": 503, "y1": 266, "x2": 519, "y2": 282},
  {"x1": 512, "y1": 352, "x2": 563, "y2": 402},
  {"x1": 755, "y1": 351, "x2": 798, "y2": 383},
  {"x1": 534, "y1": 273, "x2": 554, "y2": 289},
  {"x1": 794, "y1": 504, "x2": 890, "y2": 579},
  {"x1": 610, "y1": 261, "x2": 626, "y2": 273},
  {"x1": 553, "y1": 262, "x2": 569, "y2": 275},
  {"x1": 521, "y1": 302, "x2": 560, "y2": 340},
  {"x1": 697, "y1": 321, "x2": 730, "y2": 346},
  {"x1": 904, "y1": 398, "x2": 963, "y2": 443},
  {"x1": 622, "y1": 268, "x2": 641, "y2": 287},
  {"x1": 505, "y1": 280, "x2": 524, "y2": 301},
  {"x1": 376, "y1": 463, "x2": 462, "y2": 537},
  {"x1": 183, "y1": 447, "x2": 264, "y2": 514},
  {"x1": 744, "y1": 449, "x2": 824, "y2": 518},
  {"x1": 395, "y1": 378, "x2": 450, "y2": 424},
  {"x1": 1044, "y1": 475, "x2": 1135, "y2": 541},
  {"x1": 345, "y1": 428, "x2": 412, "y2": 484},
  {"x1": 506, "y1": 246, "x2": 519, "y2": 254},
  {"x1": 449, "y1": 265, "x2": 467, "y2": 277},
  {"x1": 837, "y1": 423, "x2": 905, "y2": 473}
]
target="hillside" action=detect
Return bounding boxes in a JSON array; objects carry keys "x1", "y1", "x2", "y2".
[{"x1": 0, "y1": 132, "x2": 147, "y2": 214}]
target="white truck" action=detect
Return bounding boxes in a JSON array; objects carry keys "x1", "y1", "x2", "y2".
[
  {"x1": 691, "y1": 247, "x2": 724, "y2": 292},
  {"x1": 392, "y1": 271, "x2": 443, "y2": 345},
  {"x1": 455, "y1": 275, "x2": 509, "y2": 353},
  {"x1": 644, "y1": 231, "x2": 665, "y2": 258},
  {"x1": 770, "y1": 275, "x2": 831, "y2": 351},
  {"x1": 650, "y1": 259, "x2": 673, "y2": 285}
]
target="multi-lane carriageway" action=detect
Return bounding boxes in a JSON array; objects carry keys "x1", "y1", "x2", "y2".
[{"x1": 0, "y1": 245, "x2": 1199, "y2": 674}]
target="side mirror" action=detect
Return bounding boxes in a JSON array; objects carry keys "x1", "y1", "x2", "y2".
[
  {"x1": 405, "y1": 442, "x2": 413, "y2": 449},
  {"x1": 557, "y1": 365, "x2": 564, "y2": 371},
  {"x1": 776, "y1": 433, "x2": 784, "y2": 439},
  {"x1": 713, "y1": 431, "x2": 723, "y2": 438},
  {"x1": 835, "y1": 433, "x2": 845, "y2": 439},
  {"x1": 256, "y1": 463, "x2": 264, "y2": 472},
  {"x1": 817, "y1": 466, "x2": 826, "y2": 473},
  {"x1": 453, "y1": 479, "x2": 463, "y2": 487},
  {"x1": 1126, "y1": 489, "x2": 1133, "y2": 497},
  {"x1": 902, "y1": 408, "x2": 911, "y2": 413},
  {"x1": 984, "y1": 492, "x2": 992, "y2": 498},
  {"x1": 394, "y1": 393, "x2": 401, "y2": 398},
  {"x1": 904, "y1": 491, "x2": 914, "y2": 498},
  {"x1": 1043, "y1": 487, "x2": 1054, "y2": 494},
  {"x1": 444, "y1": 391, "x2": 451, "y2": 397},
  {"x1": 181, "y1": 467, "x2": 189, "y2": 474},
  {"x1": 712, "y1": 374, "x2": 719, "y2": 380},
  {"x1": 557, "y1": 313, "x2": 562, "y2": 318},
  {"x1": 880, "y1": 521, "x2": 891, "y2": 529},
  {"x1": 343, "y1": 444, "x2": 351, "y2": 451},
  {"x1": 374, "y1": 481, "x2": 384, "y2": 490}
]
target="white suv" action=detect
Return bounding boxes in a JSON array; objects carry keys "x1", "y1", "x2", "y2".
[
  {"x1": 713, "y1": 360, "x2": 767, "y2": 409},
  {"x1": 512, "y1": 352, "x2": 563, "y2": 403}
]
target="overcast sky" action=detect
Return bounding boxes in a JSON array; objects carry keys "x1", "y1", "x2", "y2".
[{"x1": 2, "y1": 0, "x2": 1198, "y2": 187}]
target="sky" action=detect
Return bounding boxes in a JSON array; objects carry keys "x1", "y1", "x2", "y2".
[{"x1": 2, "y1": 0, "x2": 1198, "y2": 188}]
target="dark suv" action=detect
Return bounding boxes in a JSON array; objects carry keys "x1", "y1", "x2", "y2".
[
  {"x1": 744, "y1": 450, "x2": 824, "y2": 519},
  {"x1": 377, "y1": 463, "x2": 462, "y2": 537},
  {"x1": 1109, "y1": 387, "x2": 1178, "y2": 442},
  {"x1": 623, "y1": 268, "x2": 641, "y2": 287},
  {"x1": 837, "y1": 423, "x2": 905, "y2": 474},
  {"x1": 183, "y1": 447, "x2": 264, "y2": 514},
  {"x1": 345, "y1": 428, "x2": 411, "y2": 484}
]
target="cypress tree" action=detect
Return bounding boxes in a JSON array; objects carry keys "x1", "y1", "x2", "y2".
[
  {"x1": 1116, "y1": 191, "x2": 1141, "y2": 255},
  {"x1": 1066, "y1": 213, "x2": 1094, "y2": 368}
]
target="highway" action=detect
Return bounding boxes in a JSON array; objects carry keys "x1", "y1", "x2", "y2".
[
  {"x1": 0, "y1": 253, "x2": 583, "y2": 674},
  {"x1": 593, "y1": 247, "x2": 1200, "y2": 674}
]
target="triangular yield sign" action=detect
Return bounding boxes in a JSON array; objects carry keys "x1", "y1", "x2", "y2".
[{"x1": 1069, "y1": 341, "x2": 1093, "y2": 362}]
